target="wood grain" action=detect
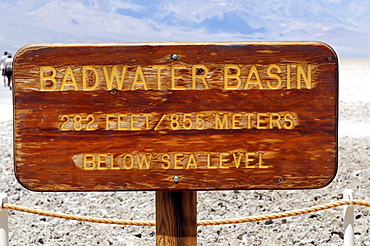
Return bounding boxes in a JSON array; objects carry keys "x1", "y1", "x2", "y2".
[
  {"x1": 156, "y1": 191, "x2": 197, "y2": 246},
  {"x1": 13, "y1": 42, "x2": 338, "y2": 191}
]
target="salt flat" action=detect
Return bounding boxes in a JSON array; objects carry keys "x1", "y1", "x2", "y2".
[
  {"x1": 0, "y1": 83, "x2": 12, "y2": 122},
  {"x1": 339, "y1": 59, "x2": 370, "y2": 136}
]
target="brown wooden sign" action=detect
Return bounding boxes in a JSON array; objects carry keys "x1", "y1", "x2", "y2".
[{"x1": 13, "y1": 42, "x2": 338, "y2": 191}]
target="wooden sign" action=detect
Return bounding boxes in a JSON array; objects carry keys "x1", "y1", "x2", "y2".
[{"x1": 13, "y1": 42, "x2": 338, "y2": 191}]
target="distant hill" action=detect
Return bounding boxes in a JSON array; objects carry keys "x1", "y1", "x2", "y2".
[{"x1": 1, "y1": 0, "x2": 369, "y2": 58}]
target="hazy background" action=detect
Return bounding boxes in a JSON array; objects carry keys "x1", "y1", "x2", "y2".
[
  {"x1": 1, "y1": 1, "x2": 370, "y2": 244},
  {"x1": 0, "y1": 0, "x2": 369, "y2": 58}
]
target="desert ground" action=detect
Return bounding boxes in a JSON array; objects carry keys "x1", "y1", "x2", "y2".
[{"x1": 1, "y1": 59, "x2": 370, "y2": 245}]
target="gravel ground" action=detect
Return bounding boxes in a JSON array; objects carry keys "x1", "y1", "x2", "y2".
[{"x1": 1, "y1": 59, "x2": 370, "y2": 245}]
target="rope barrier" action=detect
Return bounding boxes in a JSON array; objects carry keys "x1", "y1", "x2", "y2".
[
  {"x1": 2, "y1": 203, "x2": 155, "y2": 227},
  {"x1": 3, "y1": 200, "x2": 370, "y2": 227}
]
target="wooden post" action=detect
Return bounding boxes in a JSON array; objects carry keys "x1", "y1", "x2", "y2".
[{"x1": 156, "y1": 191, "x2": 197, "y2": 246}]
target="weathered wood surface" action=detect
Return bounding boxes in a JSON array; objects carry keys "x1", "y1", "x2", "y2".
[
  {"x1": 156, "y1": 191, "x2": 197, "y2": 246},
  {"x1": 13, "y1": 42, "x2": 338, "y2": 191}
]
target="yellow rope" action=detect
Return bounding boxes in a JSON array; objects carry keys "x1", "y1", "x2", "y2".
[
  {"x1": 198, "y1": 200, "x2": 350, "y2": 226},
  {"x1": 3, "y1": 199, "x2": 370, "y2": 227},
  {"x1": 2, "y1": 203, "x2": 155, "y2": 226}
]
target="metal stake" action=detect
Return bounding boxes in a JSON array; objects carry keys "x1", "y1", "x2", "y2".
[{"x1": 0, "y1": 193, "x2": 9, "y2": 246}]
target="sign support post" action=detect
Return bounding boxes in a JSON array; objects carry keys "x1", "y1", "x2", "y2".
[{"x1": 156, "y1": 191, "x2": 197, "y2": 246}]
